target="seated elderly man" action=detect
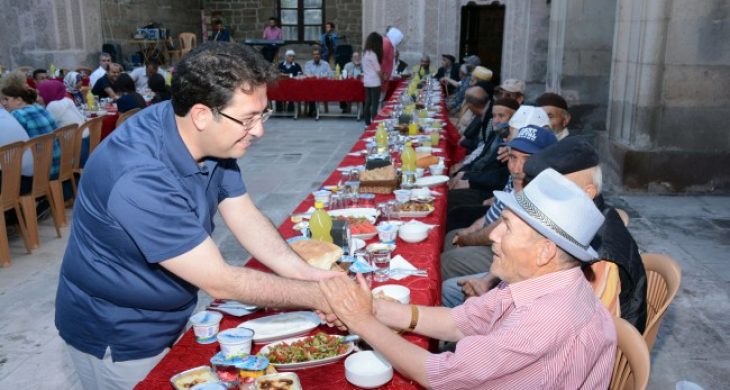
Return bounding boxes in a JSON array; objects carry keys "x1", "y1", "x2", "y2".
[
  {"x1": 303, "y1": 48, "x2": 332, "y2": 117},
  {"x1": 495, "y1": 78, "x2": 526, "y2": 104},
  {"x1": 442, "y1": 122, "x2": 556, "y2": 284},
  {"x1": 451, "y1": 66, "x2": 494, "y2": 134},
  {"x1": 537, "y1": 92, "x2": 572, "y2": 140},
  {"x1": 320, "y1": 169, "x2": 616, "y2": 389},
  {"x1": 446, "y1": 105, "x2": 550, "y2": 226},
  {"x1": 445, "y1": 138, "x2": 648, "y2": 331},
  {"x1": 521, "y1": 137, "x2": 647, "y2": 330}
]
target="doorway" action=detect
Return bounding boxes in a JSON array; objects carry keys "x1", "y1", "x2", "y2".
[{"x1": 459, "y1": 2, "x2": 505, "y2": 85}]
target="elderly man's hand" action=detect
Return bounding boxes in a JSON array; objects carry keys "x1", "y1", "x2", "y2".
[
  {"x1": 497, "y1": 146, "x2": 509, "y2": 163},
  {"x1": 458, "y1": 274, "x2": 501, "y2": 298},
  {"x1": 448, "y1": 172, "x2": 465, "y2": 189},
  {"x1": 319, "y1": 274, "x2": 374, "y2": 328}
]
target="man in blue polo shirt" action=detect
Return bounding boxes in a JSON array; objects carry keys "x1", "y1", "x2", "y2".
[{"x1": 55, "y1": 42, "x2": 340, "y2": 389}]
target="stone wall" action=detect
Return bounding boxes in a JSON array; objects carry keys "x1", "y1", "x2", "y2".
[
  {"x1": 203, "y1": 0, "x2": 361, "y2": 63},
  {"x1": 100, "y1": 0, "x2": 201, "y2": 67},
  {"x1": 0, "y1": 0, "x2": 102, "y2": 70},
  {"x1": 546, "y1": 0, "x2": 617, "y2": 132}
]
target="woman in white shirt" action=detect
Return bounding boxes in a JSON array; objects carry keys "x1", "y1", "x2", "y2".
[
  {"x1": 362, "y1": 32, "x2": 383, "y2": 126},
  {"x1": 38, "y1": 79, "x2": 85, "y2": 127}
]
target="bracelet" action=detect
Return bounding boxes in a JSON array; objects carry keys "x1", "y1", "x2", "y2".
[{"x1": 404, "y1": 304, "x2": 419, "y2": 333}]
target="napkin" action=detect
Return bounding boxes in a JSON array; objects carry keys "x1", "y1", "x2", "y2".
[{"x1": 389, "y1": 255, "x2": 417, "y2": 281}]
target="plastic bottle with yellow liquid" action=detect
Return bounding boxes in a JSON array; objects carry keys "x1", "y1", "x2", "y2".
[
  {"x1": 401, "y1": 141, "x2": 416, "y2": 172},
  {"x1": 310, "y1": 201, "x2": 333, "y2": 243},
  {"x1": 375, "y1": 123, "x2": 388, "y2": 153},
  {"x1": 85, "y1": 89, "x2": 96, "y2": 110}
]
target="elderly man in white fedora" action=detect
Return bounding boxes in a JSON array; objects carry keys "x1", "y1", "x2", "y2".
[{"x1": 318, "y1": 169, "x2": 617, "y2": 389}]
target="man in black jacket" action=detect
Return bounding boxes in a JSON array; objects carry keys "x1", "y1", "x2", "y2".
[{"x1": 435, "y1": 54, "x2": 460, "y2": 94}]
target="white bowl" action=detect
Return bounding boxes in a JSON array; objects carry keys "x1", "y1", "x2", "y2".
[
  {"x1": 393, "y1": 189, "x2": 411, "y2": 204},
  {"x1": 345, "y1": 351, "x2": 393, "y2": 389},
  {"x1": 372, "y1": 284, "x2": 411, "y2": 304},
  {"x1": 398, "y1": 222, "x2": 429, "y2": 243}
]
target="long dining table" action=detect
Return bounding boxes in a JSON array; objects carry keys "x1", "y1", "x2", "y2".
[{"x1": 136, "y1": 81, "x2": 463, "y2": 389}]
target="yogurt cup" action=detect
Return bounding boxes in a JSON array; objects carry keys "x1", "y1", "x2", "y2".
[
  {"x1": 429, "y1": 164, "x2": 444, "y2": 176},
  {"x1": 189, "y1": 311, "x2": 223, "y2": 344},
  {"x1": 312, "y1": 190, "x2": 332, "y2": 207},
  {"x1": 376, "y1": 223, "x2": 399, "y2": 244},
  {"x1": 217, "y1": 327, "x2": 255, "y2": 359}
]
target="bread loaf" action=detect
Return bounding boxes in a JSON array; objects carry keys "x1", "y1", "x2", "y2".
[
  {"x1": 416, "y1": 155, "x2": 440, "y2": 168},
  {"x1": 290, "y1": 239, "x2": 344, "y2": 270}
]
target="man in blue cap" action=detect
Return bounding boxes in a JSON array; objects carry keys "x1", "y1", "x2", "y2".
[{"x1": 440, "y1": 124, "x2": 558, "y2": 298}]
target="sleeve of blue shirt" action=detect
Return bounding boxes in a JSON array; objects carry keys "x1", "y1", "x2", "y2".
[
  {"x1": 107, "y1": 167, "x2": 212, "y2": 263},
  {"x1": 217, "y1": 158, "x2": 247, "y2": 203}
]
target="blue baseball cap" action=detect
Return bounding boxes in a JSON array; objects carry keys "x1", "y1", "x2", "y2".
[{"x1": 506, "y1": 125, "x2": 558, "y2": 154}]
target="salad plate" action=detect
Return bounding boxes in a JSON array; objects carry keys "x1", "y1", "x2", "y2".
[{"x1": 260, "y1": 333, "x2": 355, "y2": 370}]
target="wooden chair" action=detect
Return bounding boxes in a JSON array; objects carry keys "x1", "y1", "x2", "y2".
[
  {"x1": 167, "y1": 36, "x2": 182, "y2": 64},
  {"x1": 73, "y1": 117, "x2": 103, "y2": 178},
  {"x1": 616, "y1": 208, "x2": 630, "y2": 227},
  {"x1": 116, "y1": 108, "x2": 142, "y2": 127},
  {"x1": 179, "y1": 32, "x2": 197, "y2": 57},
  {"x1": 20, "y1": 133, "x2": 63, "y2": 248},
  {"x1": 641, "y1": 253, "x2": 682, "y2": 352},
  {"x1": 610, "y1": 316, "x2": 651, "y2": 390},
  {"x1": 0, "y1": 142, "x2": 33, "y2": 267},
  {"x1": 49, "y1": 124, "x2": 82, "y2": 226}
]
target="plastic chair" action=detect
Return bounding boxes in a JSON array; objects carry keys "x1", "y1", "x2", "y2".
[
  {"x1": 179, "y1": 32, "x2": 197, "y2": 57},
  {"x1": 20, "y1": 134, "x2": 63, "y2": 248},
  {"x1": 0, "y1": 142, "x2": 33, "y2": 267},
  {"x1": 50, "y1": 124, "x2": 82, "y2": 226},
  {"x1": 116, "y1": 108, "x2": 142, "y2": 127},
  {"x1": 641, "y1": 253, "x2": 682, "y2": 352},
  {"x1": 73, "y1": 117, "x2": 103, "y2": 177},
  {"x1": 616, "y1": 208, "x2": 630, "y2": 227},
  {"x1": 167, "y1": 36, "x2": 182, "y2": 64},
  {"x1": 610, "y1": 316, "x2": 651, "y2": 390}
]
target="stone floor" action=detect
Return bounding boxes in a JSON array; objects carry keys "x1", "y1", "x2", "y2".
[{"x1": 0, "y1": 117, "x2": 728, "y2": 389}]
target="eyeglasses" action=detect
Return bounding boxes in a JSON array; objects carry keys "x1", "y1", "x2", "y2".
[{"x1": 216, "y1": 108, "x2": 272, "y2": 132}]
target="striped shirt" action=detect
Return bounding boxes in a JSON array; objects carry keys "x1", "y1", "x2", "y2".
[
  {"x1": 11, "y1": 104, "x2": 60, "y2": 177},
  {"x1": 425, "y1": 267, "x2": 616, "y2": 389},
  {"x1": 484, "y1": 176, "x2": 513, "y2": 225}
]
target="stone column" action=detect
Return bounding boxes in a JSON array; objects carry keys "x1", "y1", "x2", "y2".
[
  {"x1": 604, "y1": 0, "x2": 730, "y2": 190},
  {"x1": 0, "y1": 0, "x2": 102, "y2": 69}
]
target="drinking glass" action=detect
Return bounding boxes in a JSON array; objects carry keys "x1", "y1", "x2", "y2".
[{"x1": 370, "y1": 251, "x2": 391, "y2": 282}]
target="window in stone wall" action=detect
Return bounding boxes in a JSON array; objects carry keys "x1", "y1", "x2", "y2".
[{"x1": 279, "y1": 0, "x2": 324, "y2": 42}]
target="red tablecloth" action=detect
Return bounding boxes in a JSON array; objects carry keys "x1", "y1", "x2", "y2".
[
  {"x1": 136, "y1": 82, "x2": 464, "y2": 390},
  {"x1": 100, "y1": 113, "x2": 118, "y2": 140},
  {"x1": 268, "y1": 78, "x2": 365, "y2": 102}
]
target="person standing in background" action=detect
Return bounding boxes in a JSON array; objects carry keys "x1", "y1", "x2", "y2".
[
  {"x1": 362, "y1": 32, "x2": 383, "y2": 127},
  {"x1": 261, "y1": 17, "x2": 283, "y2": 62},
  {"x1": 320, "y1": 22, "x2": 338, "y2": 67},
  {"x1": 209, "y1": 19, "x2": 231, "y2": 42}
]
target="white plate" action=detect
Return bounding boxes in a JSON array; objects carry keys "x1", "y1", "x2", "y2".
[
  {"x1": 351, "y1": 232, "x2": 377, "y2": 240},
  {"x1": 328, "y1": 208, "x2": 380, "y2": 223},
  {"x1": 351, "y1": 238, "x2": 366, "y2": 251},
  {"x1": 237, "y1": 311, "x2": 321, "y2": 344},
  {"x1": 260, "y1": 335, "x2": 355, "y2": 370},
  {"x1": 394, "y1": 207, "x2": 434, "y2": 218},
  {"x1": 207, "y1": 300, "x2": 259, "y2": 317},
  {"x1": 414, "y1": 175, "x2": 449, "y2": 187}
]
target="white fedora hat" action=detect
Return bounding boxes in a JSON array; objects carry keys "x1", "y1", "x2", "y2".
[{"x1": 493, "y1": 168, "x2": 605, "y2": 262}]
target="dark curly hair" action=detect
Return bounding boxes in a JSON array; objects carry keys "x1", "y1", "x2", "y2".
[
  {"x1": 171, "y1": 42, "x2": 278, "y2": 116},
  {"x1": 1, "y1": 84, "x2": 37, "y2": 104},
  {"x1": 115, "y1": 73, "x2": 136, "y2": 93}
]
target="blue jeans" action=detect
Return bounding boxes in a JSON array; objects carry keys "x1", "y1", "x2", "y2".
[{"x1": 442, "y1": 272, "x2": 488, "y2": 308}]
